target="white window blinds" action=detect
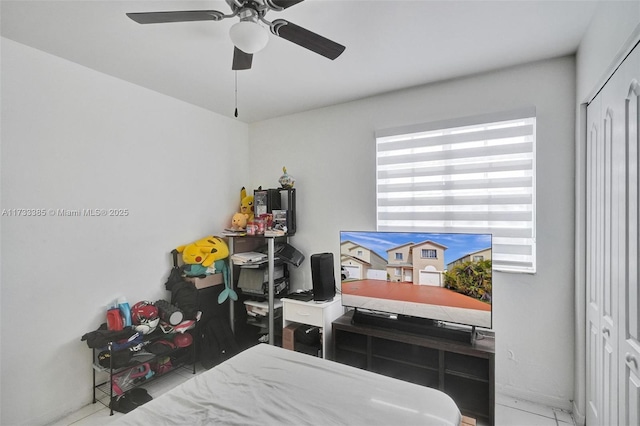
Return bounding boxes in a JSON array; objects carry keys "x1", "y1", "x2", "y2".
[{"x1": 376, "y1": 108, "x2": 536, "y2": 273}]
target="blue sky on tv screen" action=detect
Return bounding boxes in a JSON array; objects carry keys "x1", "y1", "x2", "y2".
[{"x1": 340, "y1": 231, "x2": 491, "y2": 265}]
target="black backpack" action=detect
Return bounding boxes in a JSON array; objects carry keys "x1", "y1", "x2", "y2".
[
  {"x1": 199, "y1": 318, "x2": 239, "y2": 369},
  {"x1": 164, "y1": 252, "x2": 199, "y2": 320}
]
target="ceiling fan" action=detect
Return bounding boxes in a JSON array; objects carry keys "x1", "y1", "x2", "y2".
[{"x1": 126, "y1": 0, "x2": 346, "y2": 70}]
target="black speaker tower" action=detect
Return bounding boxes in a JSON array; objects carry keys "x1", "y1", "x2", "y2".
[{"x1": 311, "y1": 253, "x2": 336, "y2": 302}]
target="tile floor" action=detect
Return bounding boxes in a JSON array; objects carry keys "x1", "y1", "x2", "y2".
[
  {"x1": 492, "y1": 394, "x2": 575, "y2": 426},
  {"x1": 51, "y1": 364, "x2": 576, "y2": 426},
  {"x1": 49, "y1": 364, "x2": 204, "y2": 426}
]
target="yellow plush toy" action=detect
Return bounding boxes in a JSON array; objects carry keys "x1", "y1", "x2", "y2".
[
  {"x1": 231, "y1": 212, "x2": 248, "y2": 230},
  {"x1": 176, "y1": 236, "x2": 229, "y2": 267},
  {"x1": 240, "y1": 187, "x2": 255, "y2": 222}
]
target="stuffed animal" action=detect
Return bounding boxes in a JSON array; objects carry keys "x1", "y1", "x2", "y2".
[
  {"x1": 240, "y1": 187, "x2": 256, "y2": 222},
  {"x1": 215, "y1": 259, "x2": 237, "y2": 303},
  {"x1": 231, "y1": 212, "x2": 248, "y2": 230},
  {"x1": 176, "y1": 236, "x2": 229, "y2": 267}
]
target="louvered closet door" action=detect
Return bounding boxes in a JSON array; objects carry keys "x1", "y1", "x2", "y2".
[{"x1": 619, "y1": 44, "x2": 640, "y2": 426}]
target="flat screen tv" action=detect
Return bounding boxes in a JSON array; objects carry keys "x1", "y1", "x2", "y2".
[{"x1": 340, "y1": 231, "x2": 492, "y2": 335}]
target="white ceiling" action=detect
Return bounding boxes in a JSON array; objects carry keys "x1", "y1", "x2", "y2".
[{"x1": 1, "y1": 0, "x2": 598, "y2": 123}]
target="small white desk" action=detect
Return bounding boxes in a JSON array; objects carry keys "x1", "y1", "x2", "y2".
[{"x1": 281, "y1": 295, "x2": 344, "y2": 359}]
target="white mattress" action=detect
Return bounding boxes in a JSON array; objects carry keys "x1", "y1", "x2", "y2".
[{"x1": 115, "y1": 343, "x2": 461, "y2": 426}]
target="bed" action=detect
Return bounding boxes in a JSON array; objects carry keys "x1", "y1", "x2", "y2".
[{"x1": 114, "y1": 343, "x2": 462, "y2": 425}]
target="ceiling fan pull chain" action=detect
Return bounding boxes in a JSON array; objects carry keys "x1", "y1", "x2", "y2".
[{"x1": 234, "y1": 71, "x2": 239, "y2": 118}]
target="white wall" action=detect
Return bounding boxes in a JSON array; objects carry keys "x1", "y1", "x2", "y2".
[
  {"x1": 249, "y1": 56, "x2": 578, "y2": 409},
  {"x1": 576, "y1": 1, "x2": 640, "y2": 103},
  {"x1": 0, "y1": 38, "x2": 248, "y2": 425},
  {"x1": 573, "y1": 3, "x2": 640, "y2": 424}
]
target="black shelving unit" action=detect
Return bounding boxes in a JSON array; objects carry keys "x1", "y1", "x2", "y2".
[
  {"x1": 227, "y1": 235, "x2": 290, "y2": 347},
  {"x1": 92, "y1": 330, "x2": 196, "y2": 415}
]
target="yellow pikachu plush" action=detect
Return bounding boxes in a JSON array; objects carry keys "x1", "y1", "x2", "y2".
[
  {"x1": 176, "y1": 236, "x2": 229, "y2": 267},
  {"x1": 240, "y1": 187, "x2": 255, "y2": 222}
]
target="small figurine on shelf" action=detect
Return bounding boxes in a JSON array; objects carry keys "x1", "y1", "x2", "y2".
[{"x1": 279, "y1": 166, "x2": 295, "y2": 189}]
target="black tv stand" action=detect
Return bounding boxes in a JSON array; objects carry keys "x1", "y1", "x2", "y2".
[
  {"x1": 333, "y1": 310, "x2": 495, "y2": 425},
  {"x1": 351, "y1": 308, "x2": 477, "y2": 344}
]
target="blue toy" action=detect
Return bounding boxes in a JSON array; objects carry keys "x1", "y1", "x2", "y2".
[{"x1": 215, "y1": 259, "x2": 237, "y2": 303}]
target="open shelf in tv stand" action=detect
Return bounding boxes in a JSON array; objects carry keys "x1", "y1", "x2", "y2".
[{"x1": 332, "y1": 310, "x2": 495, "y2": 425}]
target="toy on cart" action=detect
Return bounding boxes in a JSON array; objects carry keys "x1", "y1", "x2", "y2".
[
  {"x1": 111, "y1": 362, "x2": 154, "y2": 396},
  {"x1": 172, "y1": 236, "x2": 236, "y2": 304}
]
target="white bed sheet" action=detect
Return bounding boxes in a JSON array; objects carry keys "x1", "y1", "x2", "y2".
[{"x1": 115, "y1": 343, "x2": 461, "y2": 426}]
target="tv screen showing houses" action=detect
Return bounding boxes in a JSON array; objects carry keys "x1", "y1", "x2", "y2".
[{"x1": 340, "y1": 231, "x2": 492, "y2": 328}]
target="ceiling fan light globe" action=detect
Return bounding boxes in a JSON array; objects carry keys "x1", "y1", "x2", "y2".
[{"x1": 229, "y1": 21, "x2": 269, "y2": 54}]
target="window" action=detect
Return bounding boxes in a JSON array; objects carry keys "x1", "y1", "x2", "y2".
[
  {"x1": 357, "y1": 250, "x2": 363, "y2": 257},
  {"x1": 376, "y1": 108, "x2": 536, "y2": 273},
  {"x1": 395, "y1": 252, "x2": 403, "y2": 260},
  {"x1": 473, "y1": 255, "x2": 484, "y2": 262},
  {"x1": 394, "y1": 268, "x2": 401, "y2": 277},
  {"x1": 422, "y1": 249, "x2": 437, "y2": 259}
]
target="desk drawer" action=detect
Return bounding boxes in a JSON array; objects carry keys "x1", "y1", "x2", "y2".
[{"x1": 284, "y1": 302, "x2": 323, "y2": 327}]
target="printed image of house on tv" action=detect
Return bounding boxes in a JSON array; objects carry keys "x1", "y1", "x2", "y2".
[{"x1": 340, "y1": 231, "x2": 492, "y2": 328}]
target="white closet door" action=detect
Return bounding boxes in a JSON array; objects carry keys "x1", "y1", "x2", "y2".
[
  {"x1": 586, "y1": 91, "x2": 619, "y2": 426},
  {"x1": 586, "y1": 87, "x2": 604, "y2": 426},
  {"x1": 586, "y1": 42, "x2": 640, "y2": 426},
  {"x1": 619, "y1": 45, "x2": 640, "y2": 426},
  {"x1": 598, "y1": 44, "x2": 633, "y2": 426}
]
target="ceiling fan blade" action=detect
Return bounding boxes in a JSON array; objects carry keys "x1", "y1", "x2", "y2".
[
  {"x1": 232, "y1": 47, "x2": 253, "y2": 70},
  {"x1": 271, "y1": 19, "x2": 345, "y2": 60},
  {"x1": 126, "y1": 10, "x2": 226, "y2": 24},
  {"x1": 265, "y1": 0, "x2": 305, "y2": 11}
]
